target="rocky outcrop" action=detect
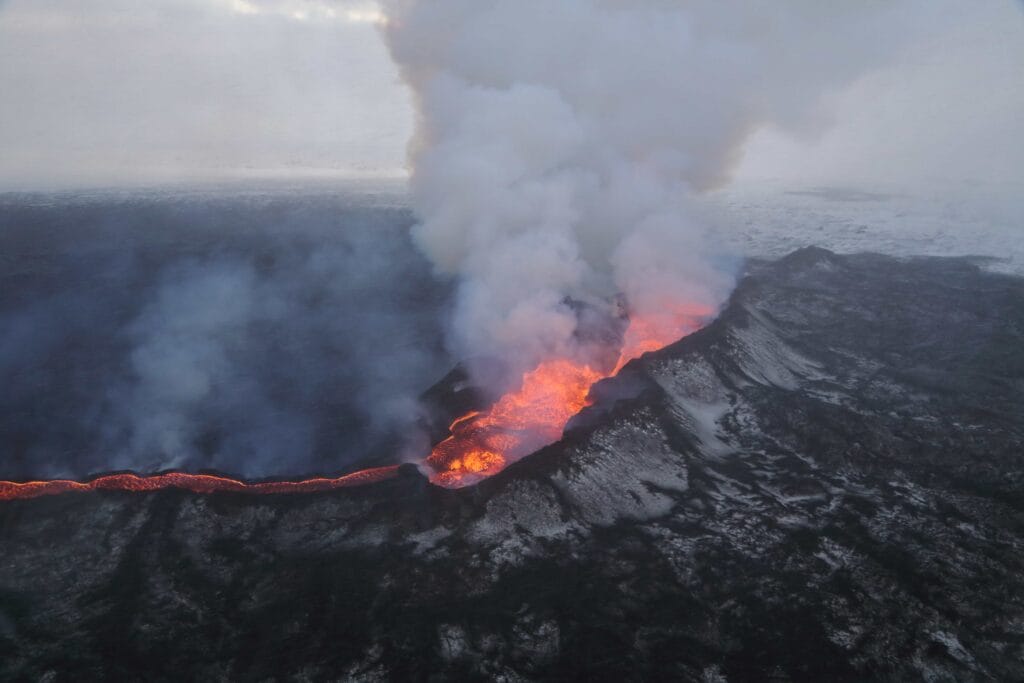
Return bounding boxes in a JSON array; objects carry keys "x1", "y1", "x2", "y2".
[{"x1": 2, "y1": 248, "x2": 1023, "y2": 681}]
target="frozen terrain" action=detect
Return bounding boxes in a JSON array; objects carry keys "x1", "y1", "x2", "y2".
[
  {"x1": 2, "y1": 247, "x2": 1022, "y2": 680},
  {"x1": 712, "y1": 180, "x2": 1024, "y2": 276}
]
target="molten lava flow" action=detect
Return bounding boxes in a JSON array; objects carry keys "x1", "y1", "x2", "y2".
[
  {"x1": 614, "y1": 302, "x2": 714, "y2": 373},
  {"x1": 0, "y1": 304, "x2": 714, "y2": 501},
  {"x1": 428, "y1": 303, "x2": 713, "y2": 487},
  {"x1": 427, "y1": 358, "x2": 604, "y2": 487},
  {"x1": 0, "y1": 466, "x2": 400, "y2": 502}
]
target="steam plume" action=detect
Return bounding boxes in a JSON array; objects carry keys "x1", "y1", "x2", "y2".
[{"x1": 380, "y1": 0, "x2": 917, "y2": 380}]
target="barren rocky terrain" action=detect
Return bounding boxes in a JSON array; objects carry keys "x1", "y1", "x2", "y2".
[{"x1": 2, "y1": 247, "x2": 1023, "y2": 681}]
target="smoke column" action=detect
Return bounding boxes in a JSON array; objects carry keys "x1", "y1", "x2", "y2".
[{"x1": 379, "y1": 0, "x2": 918, "y2": 387}]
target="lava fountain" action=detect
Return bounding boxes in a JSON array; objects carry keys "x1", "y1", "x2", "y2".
[{"x1": 0, "y1": 305, "x2": 711, "y2": 501}]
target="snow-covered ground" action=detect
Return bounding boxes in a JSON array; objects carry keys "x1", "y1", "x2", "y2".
[{"x1": 710, "y1": 180, "x2": 1024, "y2": 276}]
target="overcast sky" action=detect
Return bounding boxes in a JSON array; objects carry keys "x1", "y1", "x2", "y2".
[
  {"x1": 0, "y1": 0, "x2": 1021, "y2": 190},
  {"x1": 735, "y1": 1, "x2": 1024, "y2": 189}
]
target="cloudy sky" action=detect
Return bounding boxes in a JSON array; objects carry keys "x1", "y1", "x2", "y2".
[
  {"x1": 0, "y1": 0, "x2": 1021, "y2": 189},
  {"x1": 0, "y1": 0, "x2": 409, "y2": 187},
  {"x1": 735, "y1": 1, "x2": 1024, "y2": 189}
]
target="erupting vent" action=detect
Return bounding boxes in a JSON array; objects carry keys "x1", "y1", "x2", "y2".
[
  {"x1": 0, "y1": 306, "x2": 709, "y2": 501},
  {"x1": 427, "y1": 358, "x2": 604, "y2": 487},
  {"x1": 426, "y1": 305, "x2": 711, "y2": 487}
]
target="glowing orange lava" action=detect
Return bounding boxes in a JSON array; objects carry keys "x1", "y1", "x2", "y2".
[
  {"x1": 427, "y1": 358, "x2": 605, "y2": 487},
  {"x1": 0, "y1": 304, "x2": 712, "y2": 501},
  {"x1": 0, "y1": 466, "x2": 400, "y2": 502},
  {"x1": 427, "y1": 304, "x2": 712, "y2": 487}
]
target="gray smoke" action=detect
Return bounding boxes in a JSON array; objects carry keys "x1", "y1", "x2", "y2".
[
  {"x1": 0, "y1": 191, "x2": 450, "y2": 479},
  {"x1": 380, "y1": 0, "x2": 924, "y2": 378}
]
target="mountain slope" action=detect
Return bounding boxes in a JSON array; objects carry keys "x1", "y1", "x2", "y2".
[{"x1": 2, "y1": 248, "x2": 1023, "y2": 681}]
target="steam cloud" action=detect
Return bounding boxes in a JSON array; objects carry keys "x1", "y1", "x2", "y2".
[
  {"x1": 0, "y1": 194, "x2": 449, "y2": 479},
  {"x1": 380, "y1": 0, "x2": 920, "y2": 380}
]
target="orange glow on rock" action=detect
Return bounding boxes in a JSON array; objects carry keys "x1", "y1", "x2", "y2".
[
  {"x1": 427, "y1": 358, "x2": 604, "y2": 487},
  {"x1": 614, "y1": 302, "x2": 714, "y2": 373},
  {"x1": 428, "y1": 305, "x2": 712, "y2": 487}
]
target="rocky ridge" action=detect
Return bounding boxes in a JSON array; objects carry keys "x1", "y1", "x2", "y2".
[{"x1": 2, "y1": 248, "x2": 1023, "y2": 681}]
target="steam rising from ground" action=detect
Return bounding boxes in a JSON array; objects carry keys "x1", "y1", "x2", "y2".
[
  {"x1": 0, "y1": 190, "x2": 450, "y2": 479},
  {"x1": 380, "y1": 0, "x2": 924, "y2": 380}
]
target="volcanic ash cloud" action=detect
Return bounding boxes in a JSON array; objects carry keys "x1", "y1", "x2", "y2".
[{"x1": 380, "y1": 0, "x2": 918, "y2": 384}]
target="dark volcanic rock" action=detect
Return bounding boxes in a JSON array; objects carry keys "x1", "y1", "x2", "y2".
[{"x1": 2, "y1": 248, "x2": 1024, "y2": 681}]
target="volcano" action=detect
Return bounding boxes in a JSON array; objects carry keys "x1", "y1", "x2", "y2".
[{"x1": 2, "y1": 248, "x2": 1023, "y2": 681}]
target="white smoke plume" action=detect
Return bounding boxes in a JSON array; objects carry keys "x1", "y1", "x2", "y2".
[{"x1": 380, "y1": 0, "x2": 918, "y2": 381}]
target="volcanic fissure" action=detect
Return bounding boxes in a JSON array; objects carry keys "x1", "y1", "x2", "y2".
[{"x1": 0, "y1": 307, "x2": 710, "y2": 501}]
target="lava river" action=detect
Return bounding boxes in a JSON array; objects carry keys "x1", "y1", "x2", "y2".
[{"x1": 0, "y1": 306, "x2": 711, "y2": 500}]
